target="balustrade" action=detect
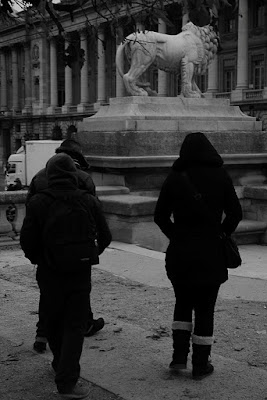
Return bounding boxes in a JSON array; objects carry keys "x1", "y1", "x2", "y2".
[
  {"x1": 244, "y1": 90, "x2": 263, "y2": 100},
  {"x1": 0, "y1": 191, "x2": 27, "y2": 240},
  {"x1": 214, "y1": 92, "x2": 231, "y2": 99}
]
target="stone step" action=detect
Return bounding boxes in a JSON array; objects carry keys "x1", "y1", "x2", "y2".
[
  {"x1": 100, "y1": 193, "x2": 267, "y2": 249},
  {"x1": 234, "y1": 219, "x2": 267, "y2": 245},
  {"x1": 0, "y1": 238, "x2": 19, "y2": 247},
  {"x1": 96, "y1": 185, "x2": 130, "y2": 196}
]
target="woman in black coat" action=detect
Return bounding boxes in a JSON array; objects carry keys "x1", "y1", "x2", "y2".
[{"x1": 154, "y1": 132, "x2": 242, "y2": 380}]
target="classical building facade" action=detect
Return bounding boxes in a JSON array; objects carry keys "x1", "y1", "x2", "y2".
[{"x1": 0, "y1": 0, "x2": 266, "y2": 168}]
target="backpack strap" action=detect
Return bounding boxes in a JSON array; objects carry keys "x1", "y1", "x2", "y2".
[
  {"x1": 40, "y1": 189, "x2": 85, "y2": 201},
  {"x1": 181, "y1": 171, "x2": 221, "y2": 233}
]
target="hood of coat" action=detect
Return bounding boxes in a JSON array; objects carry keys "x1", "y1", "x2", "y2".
[
  {"x1": 55, "y1": 139, "x2": 89, "y2": 170},
  {"x1": 173, "y1": 132, "x2": 223, "y2": 171},
  {"x1": 46, "y1": 153, "x2": 78, "y2": 189}
]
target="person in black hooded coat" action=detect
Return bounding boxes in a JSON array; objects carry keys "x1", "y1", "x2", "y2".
[
  {"x1": 154, "y1": 132, "x2": 242, "y2": 380},
  {"x1": 26, "y1": 139, "x2": 103, "y2": 355},
  {"x1": 20, "y1": 153, "x2": 112, "y2": 398}
]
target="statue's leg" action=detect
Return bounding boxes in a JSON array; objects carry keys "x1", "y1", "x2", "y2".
[
  {"x1": 135, "y1": 80, "x2": 157, "y2": 96},
  {"x1": 181, "y1": 58, "x2": 201, "y2": 98},
  {"x1": 123, "y1": 48, "x2": 155, "y2": 96},
  {"x1": 192, "y1": 77, "x2": 203, "y2": 97},
  {"x1": 123, "y1": 70, "x2": 148, "y2": 96}
]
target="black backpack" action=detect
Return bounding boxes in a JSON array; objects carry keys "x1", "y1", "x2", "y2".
[{"x1": 42, "y1": 189, "x2": 99, "y2": 272}]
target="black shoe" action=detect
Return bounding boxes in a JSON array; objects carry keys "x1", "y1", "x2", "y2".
[
  {"x1": 84, "y1": 317, "x2": 104, "y2": 337},
  {"x1": 58, "y1": 381, "x2": 90, "y2": 399},
  {"x1": 33, "y1": 341, "x2": 47, "y2": 353},
  {"x1": 169, "y1": 360, "x2": 187, "y2": 370},
  {"x1": 192, "y1": 362, "x2": 214, "y2": 380}
]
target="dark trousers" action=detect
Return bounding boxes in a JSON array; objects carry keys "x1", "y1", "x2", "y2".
[
  {"x1": 38, "y1": 273, "x2": 90, "y2": 392},
  {"x1": 171, "y1": 282, "x2": 220, "y2": 337},
  {"x1": 36, "y1": 272, "x2": 93, "y2": 339}
]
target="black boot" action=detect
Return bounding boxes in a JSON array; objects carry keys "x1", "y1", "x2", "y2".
[
  {"x1": 192, "y1": 343, "x2": 214, "y2": 380},
  {"x1": 169, "y1": 323, "x2": 192, "y2": 371}
]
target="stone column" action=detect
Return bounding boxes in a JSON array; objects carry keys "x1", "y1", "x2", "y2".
[
  {"x1": 11, "y1": 46, "x2": 19, "y2": 112},
  {"x1": 39, "y1": 35, "x2": 49, "y2": 110},
  {"x1": 182, "y1": 14, "x2": 189, "y2": 26},
  {"x1": 231, "y1": 0, "x2": 248, "y2": 101},
  {"x1": 0, "y1": 49, "x2": 7, "y2": 111},
  {"x1": 135, "y1": 19, "x2": 148, "y2": 90},
  {"x1": 49, "y1": 37, "x2": 58, "y2": 111},
  {"x1": 63, "y1": 34, "x2": 73, "y2": 112},
  {"x1": 136, "y1": 20, "x2": 144, "y2": 31},
  {"x1": 78, "y1": 29, "x2": 89, "y2": 112},
  {"x1": 116, "y1": 26, "x2": 124, "y2": 98},
  {"x1": 182, "y1": 4, "x2": 189, "y2": 27},
  {"x1": 158, "y1": 18, "x2": 167, "y2": 97},
  {"x1": 23, "y1": 42, "x2": 32, "y2": 114},
  {"x1": 96, "y1": 27, "x2": 106, "y2": 106},
  {"x1": 31, "y1": 43, "x2": 39, "y2": 109},
  {"x1": 205, "y1": 55, "x2": 218, "y2": 98}
]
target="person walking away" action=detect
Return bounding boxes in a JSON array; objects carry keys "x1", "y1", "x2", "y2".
[
  {"x1": 20, "y1": 153, "x2": 112, "y2": 398},
  {"x1": 154, "y1": 132, "x2": 242, "y2": 380},
  {"x1": 27, "y1": 139, "x2": 104, "y2": 354}
]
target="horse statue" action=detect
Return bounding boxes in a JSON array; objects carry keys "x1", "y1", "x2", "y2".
[{"x1": 116, "y1": 22, "x2": 219, "y2": 98}]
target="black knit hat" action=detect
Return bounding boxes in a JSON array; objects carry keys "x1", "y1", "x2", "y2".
[{"x1": 55, "y1": 139, "x2": 89, "y2": 170}]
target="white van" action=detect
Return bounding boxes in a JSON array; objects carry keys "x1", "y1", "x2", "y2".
[
  {"x1": 5, "y1": 140, "x2": 62, "y2": 190},
  {"x1": 5, "y1": 146, "x2": 26, "y2": 190}
]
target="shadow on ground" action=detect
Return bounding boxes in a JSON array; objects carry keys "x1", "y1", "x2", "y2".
[{"x1": 0, "y1": 336, "x2": 124, "y2": 400}]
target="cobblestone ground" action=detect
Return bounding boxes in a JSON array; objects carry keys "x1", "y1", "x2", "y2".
[
  {"x1": 1, "y1": 251, "x2": 267, "y2": 370},
  {"x1": 1, "y1": 247, "x2": 267, "y2": 399}
]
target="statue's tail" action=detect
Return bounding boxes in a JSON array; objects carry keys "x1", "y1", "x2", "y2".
[{"x1": 115, "y1": 41, "x2": 126, "y2": 78}]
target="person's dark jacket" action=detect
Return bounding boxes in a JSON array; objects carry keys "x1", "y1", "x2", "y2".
[
  {"x1": 20, "y1": 154, "x2": 112, "y2": 279},
  {"x1": 154, "y1": 132, "x2": 242, "y2": 285},
  {"x1": 26, "y1": 166, "x2": 95, "y2": 204}
]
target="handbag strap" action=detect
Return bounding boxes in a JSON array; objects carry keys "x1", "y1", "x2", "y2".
[{"x1": 181, "y1": 171, "x2": 222, "y2": 234}]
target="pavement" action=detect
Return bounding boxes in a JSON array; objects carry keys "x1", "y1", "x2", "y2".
[{"x1": 1, "y1": 241, "x2": 267, "y2": 399}]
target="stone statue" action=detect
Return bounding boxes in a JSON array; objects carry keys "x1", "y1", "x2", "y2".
[{"x1": 116, "y1": 22, "x2": 219, "y2": 98}]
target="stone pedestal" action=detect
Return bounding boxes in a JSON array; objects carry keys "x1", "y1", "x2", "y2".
[
  {"x1": 77, "y1": 96, "x2": 264, "y2": 190},
  {"x1": 77, "y1": 96, "x2": 267, "y2": 251},
  {"x1": 79, "y1": 96, "x2": 261, "y2": 134}
]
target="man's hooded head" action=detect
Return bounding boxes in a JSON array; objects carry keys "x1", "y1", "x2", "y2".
[
  {"x1": 55, "y1": 139, "x2": 89, "y2": 170},
  {"x1": 46, "y1": 153, "x2": 78, "y2": 188},
  {"x1": 173, "y1": 132, "x2": 223, "y2": 171}
]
